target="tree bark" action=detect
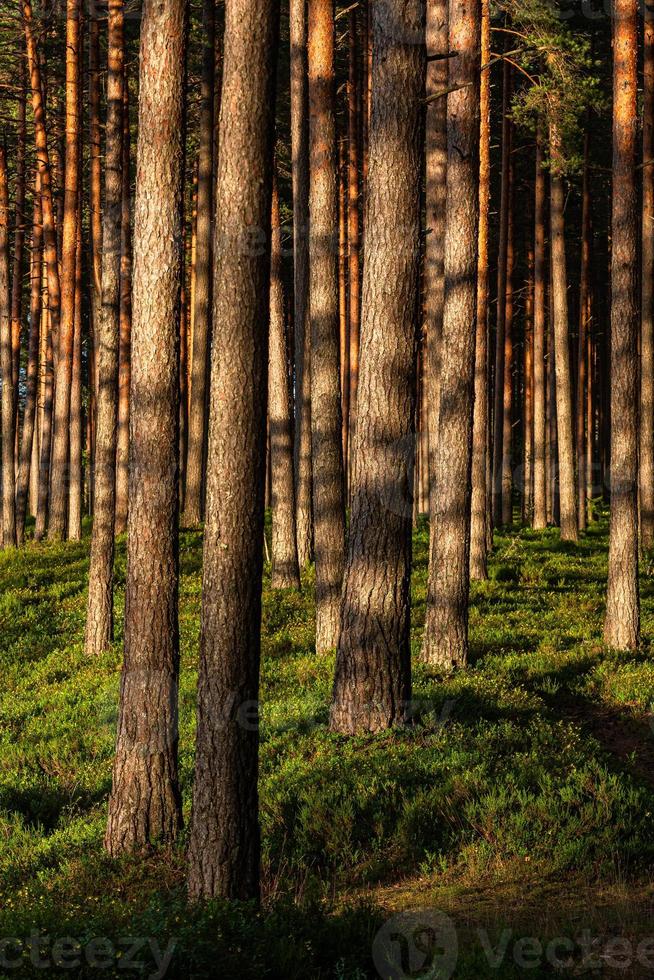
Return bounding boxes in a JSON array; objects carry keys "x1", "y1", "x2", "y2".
[
  {"x1": 330, "y1": 0, "x2": 425, "y2": 734},
  {"x1": 11, "y1": 51, "x2": 27, "y2": 432},
  {"x1": 183, "y1": 0, "x2": 215, "y2": 526},
  {"x1": 577, "y1": 125, "x2": 591, "y2": 533},
  {"x1": 308, "y1": 0, "x2": 346, "y2": 654},
  {"x1": 532, "y1": 126, "x2": 547, "y2": 529},
  {"x1": 549, "y1": 123, "x2": 578, "y2": 542},
  {"x1": 68, "y1": 192, "x2": 83, "y2": 541},
  {"x1": 469, "y1": 0, "x2": 490, "y2": 581},
  {"x1": 346, "y1": 8, "x2": 360, "y2": 490},
  {"x1": 115, "y1": 72, "x2": 132, "y2": 535},
  {"x1": 104, "y1": 0, "x2": 186, "y2": 857},
  {"x1": 421, "y1": 0, "x2": 480, "y2": 670},
  {"x1": 85, "y1": 0, "x2": 124, "y2": 654},
  {"x1": 49, "y1": 0, "x2": 81, "y2": 540},
  {"x1": 0, "y1": 146, "x2": 16, "y2": 547},
  {"x1": 604, "y1": 0, "x2": 639, "y2": 650},
  {"x1": 501, "y1": 158, "x2": 514, "y2": 527},
  {"x1": 269, "y1": 174, "x2": 301, "y2": 589},
  {"x1": 642, "y1": 6, "x2": 654, "y2": 549},
  {"x1": 523, "y1": 241, "x2": 534, "y2": 523},
  {"x1": 290, "y1": 0, "x2": 313, "y2": 568},
  {"x1": 187, "y1": 0, "x2": 279, "y2": 903}
]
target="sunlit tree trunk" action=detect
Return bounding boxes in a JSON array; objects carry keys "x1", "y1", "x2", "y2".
[
  {"x1": 346, "y1": 8, "x2": 360, "y2": 489},
  {"x1": 0, "y1": 146, "x2": 16, "y2": 547},
  {"x1": 642, "y1": 6, "x2": 654, "y2": 549},
  {"x1": 68, "y1": 195, "x2": 83, "y2": 541},
  {"x1": 115, "y1": 72, "x2": 132, "y2": 535},
  {"x1": 11, "y1": 52, "x2": 26, "y2": 433}
]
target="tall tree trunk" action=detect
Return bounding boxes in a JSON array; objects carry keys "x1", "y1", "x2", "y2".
[
  {"x1": 183, "y1": 0, "x2": 215, "y2": 526},
  {"x1": 290, "y1": 0, "x2": 313, "y2": 567},
  {"x1": 549, "y1": 122, "x2": 578, "y2": 542},
  {"x1": 11, "y1": 51, "x2": 27, "y2": 430},
  {"x1": 16, "y1": 180, "x2": 42, "y2": 544},
  {"x1": 88, "y1": 0, "x2": 102, "y2": 506},
  {"x1": 523, "y1": 241, "x2": 534, "y2": 523},
  {"x1": 269, "y1": 174, "x2": 301, "y2": 589},
  {"x1": 422, "y1": 0, "x2": 448, "y2": 618},
  {"x1": 68, "y1": 194, "x2": 83, "y2": 540},
  {"x1": 187, "y1": 0, "x2": 279, "y2": 903},
  {"x1": 346, "y1": 8, "x2": 360, "y2": 490},
  {"x1": 104, "y1": 0, "x2": 186, "y2": 857},
  {"x1": 421, "y1": 0, "x2": 480, "y2": 670},
  {"x1": 532, "y1": 126, "x2": 547, "y2": 529},
  {"x1": 115, "y1": 73, "x2": 132, "y2": 535},
  {"x1": 577, "y1": 125, "x2": 591, "y2": 532},
  {"x1": 330, "y1": 0, "x2": 425, "y2": 734},
  {"x1": 85, "y1": 0, "x2": 124, "y2": 654},
  {"x1": 308, "y1": 0, "x2": 345, "y2": 653},
  {"x1": 642, "y1": 5, "x2": 654, "y2": 549},
  {"x1": 49, "y1": 0, "x2": 81, "y2": 539},
  {"x1": 0, "y1": 147, "x2": 16, "y2": 547},
  {"x1": 338, "y1": 135, "x2": 349, "y2": 474},
  {"x1": 501, "y1": 161, "x2": 514, "y2": 527},
  {"x1": 604, "y1": 0, "x2": 639, "y2": 650},
  {"x1": 469, "y1": 0, "x2": 491, "y2": 581}
]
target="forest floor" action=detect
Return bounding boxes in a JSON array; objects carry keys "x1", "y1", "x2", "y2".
[{"x1": 2, "y1": 509, "x2": 654, "y2": 977}]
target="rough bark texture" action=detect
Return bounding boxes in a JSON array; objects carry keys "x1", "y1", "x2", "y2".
[
  {"x1": 642, "y1": 7, "x2": 654, "y2": 550},
  {"x1": 11, "y1": 53, "x2": 26, "y2": 430},
  {"x1": 290, "y1": 0, "x2": 313, "y2": 567},
  {"x1": 532, "y1": 127, "x2": 547, "y2": 529},
  {"x1": 549, "y1": 125, "x2": 578, "y2": 543},
  {"x1": 346, "y1": 9, "x2": 360, "y2": 489},
  {"x1": 523, "y1": 243, "x2": 534, "y2": 522},
  {"x1": 85, "y1": 0, "x2": 124, "y2": 655},
  {"x1": 115, "y1": 74, "x2": 132, "y2": 536},
  {"x1": 604, "y1": 0, "x2": 639, "y2": 650},
  {"x1": 501, "y1": 160, "x2": 514, "y2": 527},
  {"x1": 330, "y1": 0, "x2": 425, "y2": 734},
  {"x1": 68, "y1": 199, "x2": 83, "y2": 541},
  {"x1": 49, "y1": 0, "x2": 80, "y2": 540},
  {"x1": 16, "y1": 184, "x2": 42, "y2": 545},
  {"x1": 0, "y1": 146, "x2": 15, "y2": 547},
  {"x1": 269, "y1": 176, "x2": 301, "y2": 589},
  {"x1": 469, "y1": 0, "x2": 490, "y2": 581},
  {"x1": 308, "y1": 0, "x2": 346, "y2": 654},
  {"x1": 104, "y1": 0, "x2": 186, "y2": 857},
  {"x1": 187, "y1": 0, "x2": 279, "y2": 903},
  {"x1": 422, "y1": 0, "x2": 448, "y2": 621},
  {"x1": 183, "y1": 0, "x2": 215, "y2": 526},
  {"x1": 577, "y1": 126, "x2": 591, "y2": 533},
  {"x1": 421, "y1": 0, "x2": 480, "y2": 670}
]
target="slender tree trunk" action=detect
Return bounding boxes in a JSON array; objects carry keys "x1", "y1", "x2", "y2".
[
  {"x1": 16, "y1": 181, "x2": 42, "y2": 544},
  {"x1": 183, "y1": 0, "x2": 215, "y2": 526},
  {"x1": 338, "y1": 135, "x2": 349, "y2": 474},
  {"x1": 0, "y1": 147, "x2": 16, "y2": 547},
  {"x1": 11, "y1": 52, "x2": 27, "y2": 431},
  {"x1": 115, "y1": 73, "x2": 132, "y2": 535},
  {"x1": 492, "y1": 59, "x2": 512, "y2": 528},
  {"x1": 49, "y1": 0, "x2": 81, "y2": 539},
  {"x1": 104, "y1": 0, "x2": 186, "y2": 857},
  {"x1": 523, "y1": 241, "x2": 534, "y2": 523},
  {"x1": 187, "y1": 0, "x2": 279, "y2": 903},
  {"x1": 604, "y1": 0, "x2": 639, "y2": 650},
  {"x1": 532, "y1": 126, "x2": 547, "y2": 529},
  {"x1": 501, "y1": 162, "x2": 514, "y2": 527},
  {"x1": 88, "y1": 1, "x2": 102, "y2": 507},
  {"x1": 346, "y1": 8, "x2": 360, "y2": 489},
  {"x1": 469, "y1": 0, "x2": 490, "y2": 580},
  {"x1": 549, "y1": 123, "x2": 578, "y2": 542},
  {"x1": 290, "y1": 0, "x2": 313, "y2": 567},
  {"x1": 85, "y1": 0, "x2": 124, "y2": 654},
  {"x1": 422, "y1": 0, "x2": 448, "y2": 617},
  {"x1": 269, "y1": 174, "x2": 301, "y2": 589},
  {"x1": 642, "y1": 6, "x2": 654, "y2": 549},
  {"x1": 308, "y1": 0, "x2": 346, "y2": 653},
  {"x1": 577, "y1": 125, "x2": 591, "y2": 533},
  {"x1": 330, "y1": 0, "x2": 424, "y2": 734},
  {"x1": 68, "y1": 195, "x2": 83, "y2": 540},
  {"x1": 422, "y1": 0, "x2": 480, "y2": 670}
]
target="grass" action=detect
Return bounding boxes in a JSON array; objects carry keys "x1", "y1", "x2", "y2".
[{"x1": 1, "y1": 508, "x2": 654, "y2": 976}]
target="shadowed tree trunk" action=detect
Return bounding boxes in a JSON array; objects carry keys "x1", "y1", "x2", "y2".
[
  {"x1": 549, "y1": 122, "x2": 578, "y2": 542},
  {"x1": 187, "y1": 0, "x2": 279, "y2": 903},
  {"x1": 85, "y1": 0, "x2": 124, "y2": 654},
  {"x1": 11, "y1": 52, "x2": 26, "y2": 431},
  {"x1": 577, "y1": 125, "x2": 591, "y2": 533},
  {"x1": 421, "y1": 0, "x2": 480, "y2": 670},
  {"x1": 532, "y1": 126, "x2": 547, "y2": 529},
  {"x1": 330, "y1": 0, "x2": 425, "y2": 734},
  {"x1": 604, "y1": 0, "x2": 639, "y2": 650},
  {"x1": 642, "y1": 5, "x2": 654, "y2": 550},
  {"x1": 469, "y1": 0, "x2": 490, "y2": 581},
  {"x1": 308, "y1": 0, "x2": 345, "y2": 653},
  {"x1": 88, "y1": 2, "x2": 102, "y2": 505},
  {"x1": 104, "y1": 0, "x2": 186, "y2": 857},
  {"x1": 501, "y1": 157, "x2": 514, "y2": 527},
  {"x1": 290, "y1": 0, "x2": 313, "y2": 567},
  {"x1": 346, "y1": 8, "x2": 360, "y2": 490},
  {"x1": 68, "y1": 196, "x2": 83, "y2": 541},
  {"x1": 115, "y1": 73, "x2": 132, "y2": 535},
  {"x1": 269, "y1": 174, "x2": 301, "y2": 589},
  {"x1": 16, "y1": 181, "x2": 42, "y2": 545},
  {"x1": 184, "y1": 0, "x2": 215, "y2": 526},
  {"x1": 338, "y1": 137, "x2": 349, "y2": 477},
  {"x1": 49, "y1": 0, "x2": 80, "y2": 539},
  {"x1": 523, "y1": 241, "x2": 534, "y2": 522},
  {"x1": 0, "y1": 146, "x2": 16, "y2": 547},
  {"x1": 421, "y1": 0, "x2": 447, "y2": 620}
]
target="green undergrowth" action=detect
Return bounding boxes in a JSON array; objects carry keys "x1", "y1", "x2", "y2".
[{"x1": 1, "y1": 508, "x2": 654, "y2": 976}]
